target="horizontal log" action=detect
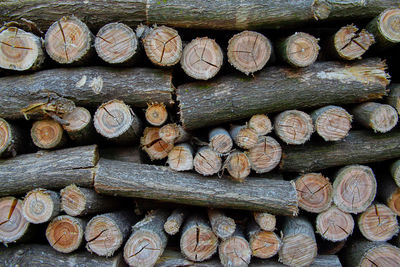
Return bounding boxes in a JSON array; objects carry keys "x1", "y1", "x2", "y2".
[
  {"x1": 94, "y1": 159, "x2": 298, "y2": 216},
  {"x1": 177, "y1": 58, "x2": 388, "y2": 130}
]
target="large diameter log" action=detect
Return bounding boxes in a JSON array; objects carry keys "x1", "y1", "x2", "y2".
[
  {"x1": 219, "y1": 226, "x2": 251, "y2": 267},
  {"x1": 94, "y1": 159, "x2": 298, "y2": 216},
  {"x1": 208, "y1": 208, "x2": 236, "y2": 240},
  {"x1": 0, "y1": 145, "x2": 98, "y2": 196},
  {"x1": 177, "y1": 58, "x2": 389, "y2": 130},
  {"x1": 0, "y1": 197, "x2": 30, "y2": 244},
  {"x1": 280, "y1": 129, "x2": 400, "y2": 172},
  {"x1": 247, "y1": 221, "x2": 281, "y2": 259},
  {"x1": 367, "y1": 8, "x2": 400, "y2": 49},
  {"x1": 22, "y1": 188, "x2": 60, "y2": 224},
  {"x1": 316, "y1": 205, "x2": 354, "y2": 242},
  {"x1": 352, "y1": 102, "x2": 398, "y2": 133},
  {"x1": 0, "y1": 67, "x2": 174, "y2": 120}
]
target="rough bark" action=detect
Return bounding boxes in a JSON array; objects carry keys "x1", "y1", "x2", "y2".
[
  {"x1": 164, "y1": 208, "x2": 187, "y2": 236},
  {"x1": 62, "y1": 107, "x2": 96, "y2": 144},
  {"x1": 386, "y1": 83, "x2": 400, "y2": 114},
  {"x1": 193, "y1": 146, "x2": 222, "y2": 176},
  {"x1": 247, "y1": 221, "x2": 281, "y2": 259},
  {"x1": 377, "y1": 173, "x2": 400, "y2": 216},
  {"x1": 177, "y1": 58, "x2": 389, "y2": 130},
  {"x1": 22, "y1": 188, "x2": 60, "y2": 224},
  {"x1": 155, "y1": 249, "x2": 222, "y2": 267},
  {"x1": 94, "y1": 159, "x2": 298, "y2": 215},
  {"x1": 209, "y1": 127, "x2": 233, "y2": 155},
  {"x1": 366, "y1": 8, "x2": 400, "y2": 49},
  {"x1": 230, "y1": 125, "x2": 258, "y2": 150},
  {"x1": 145, "y1": 102, "x2": 168, "y2": 126},
  {"x1": 219, "y1": 226, "x2": 251, "y2": 267},
  {"x1": 0, "y1": 197, "x2": 30, "y2": 244},
  {"x1": 30, "y1": 119, "x2": 67, "y2": 149},
  {"x1": 224, "y1": 151, "x2": 251, "y2": 182},
  {"x1": 248, "y1": 114, "x2": 273, "y2": 136},
  {"x1": 0, "y1": 145, "x2": 98, "y2": 196},
  {"x1": 167, "y1": 143, "x2": 194, "y2": 171},
  {"x1": 208, "y1": 208, "x2": 236, "y2": 240},
  {"x1": 274, "y1": 110, "x2": 314, "y2": 145},
  {"x1": 140, "y1": 127, "x2": 174, "y2": 160},
  {"x1": 352, "y1": 102, "x2": 398, "y2": 133},
  {"x1": 0, "y1": 118, "x2": 28, "y2": 158},
  {"x1": 315, "y1": 205, "x2": 354, "y2": 242},
  {"x1": 253, "y1": 212, "x2": 276, "y2": 232},
  {"x1": 99, "y1": 146, "x2": 142, "y2": 163}
]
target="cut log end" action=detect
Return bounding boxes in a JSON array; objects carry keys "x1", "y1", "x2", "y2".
[
  {"x1": 275, "y1": 110, "x2": 314, "y2": 145},
  {"x1": 208, "y1": 209, "x2": 236, "y2": 240},
  {"x1": 247, "y1": 136, "x2": 282, "y2": 174},
  {"x1": 141, "y1": 127, "x2": 174, "y2": 160},
  {"x1": 60, "y1": 184, "x2": 86, "y2": 217},
  {"x1": 0, "y1": 197, "x2": 29, "y2": 243},
  {"x1": 31, "y1": 119, "x2": 65, "y2": 149},
  {"x1": 0, "y1": 118, "x2": 12, "y2": 155},
  {"x1": 167, "y1": 143, "x2": 193, "y2": 171},
  {"x1": 22, "y1": 189, "x2": 59, "y2": 224},
  {"x1": 316, "y1": 206, "x2": 354, "y2": 242},
  {"x1": 248, "y1": 114, "x2": 273, "y2": 136},
  {"x1": 193, "y1": 147, "x2": 222, "y2": 176},
  {"x1": 249, "y1": 231, "x2": 281, "y2": 259},
  {"x1": 62, "y1": 107, "x2": 91, "y2": 132},
  {"x1": 227, "y1": 31, "x2": 272, "y2": 75},
  {"x1": 143, "y1": 26, "x2": 182, "y2": 67},
  {"x1": 312, "y1": 106, "x2": 352, "y2": 141},
  {"x1": 164, "y1": 209, "x2": 185, "y2": 236},
  {"x1": 377, "y1": 8, "x2": 400, "y2": 43},
  {"x1": 253, "y1": 212, "x2": 276, "y2": 232},
  {"x1": 295, "y1": 173, "x2": 333, "y2": 213},
  {"x1": 225, "y1": 151, "x2": 251, "y2": 182},
  {"x1": 145, "y1": 103, "x2": 168, "y2": 126},
  {"x1": 360, "y1": 244, "x2": 400, "y2": 267},
  {"x1": 387, "y1": 187, "x2": 400, "y2": 216},
  {"x1": 284, "y1": 32, "x2": 319, "y2": 67},
  {"x1": 209, "y1": 128, "x2": 233, "y2": 154},
  {"x1": 230, "y1": 126, "x2": 259, "y2": 150},
  {"x1": 370, "y1": 104, "x2": 398, "y2": 133},
  {"x1": 334, "y1": 25, "x2": 374, "y2": 60},
  {"x1": 279, "y1": 234, "x2": 317, "y2": 267},
  {"x1": 180, "y1": 37, "x2": 223, "y2": 80},
  {"x1": 95, "y1": 22, "x2": 138, "y2": 64},
  {"x1": 358, "y1": 203, "x2": 399, "y2": 242},
  {"x1": 159, "y1": 123, "x2": 180, "y2": 144},
  {"x1": 219, "y1": 235, "x2": 251, "y2": 267},
  {"x1": 124, "y1": 230, "x2": 164, "y2": 266},
  {"x1": 390, "y1": 159, "x2": 400, "y2": 187}
]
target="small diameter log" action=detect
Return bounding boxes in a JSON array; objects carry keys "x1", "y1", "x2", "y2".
[
  {"x1": 246, "y1": 136, "x2": 281, "y2": 174},
  {"x1": 253, "y1": 212, "x2": 276, "y2": 232},
  {"x1": 387, "y1": 83, "x2": 400, "y2": 114},
  {"x1": 208, "y1": 208, "x2": 236, "y2": 240},
  {"x1": 143, "y1": 25, "x2": 182, "y2": 67},
  {"x1": 295, "y1": 173, "x2": 333, "y2": 213},
  {"x1": 274, "y1": 110, "x2": 314, "y2": 145},
  {"x1": 279, "y1": 216, "x2": 317, "y2": 267},
  {"x1": 94, "y1": 99, "x2": 141, "y2": 144},
  {"x1": 164, "y1": 208, "x2": 187, "y2": 235},
  {"x1": 45, "y1": 16, "x2": 93, "y2": 64},
  {"x1": 311, "y1": 105, "x2": 352, "y2": 141},
  {"x1": 391, "y1": 159, "x2": 400, "y2": 187},
  {"x1": 141, "y1": 127, "x2": 174, "y2": 160},
  {"x1": 124, "y1": 209, "x2": 169, "y2": 267},
  {"x1": 31, "y1": 119, "x2": 67, "y2": 149},
  {"x1": 180, "y1": 37, "x2": 223, "y2": 80},
  {"x1": 85, "y1": 210, "x2": 135, "y2": 257},
  {"x1": 352, "y1": 102, "x2": 398, "y2": 133},
  {"x1": 230, "y1": 125, "x2": 258, "y2": 150},
  {"x1": 227, "y1": 31, "x2": 272, "y2": 75},
  {"x1": 167, "y1": 143, "x2": 194, "y2": 171},
  {"x1": 145, "y1": 102, "x2": 168, "y2": 126},
  {"x1": 247, "y1": 221, "x2": 281, "y2": 259},
  {"x1": 377, "y1": 173, "x2": 400, "y2": 216},
  {"x1": 219, "y1": 226, "x2": 251, "y2": 267},
  {"x1": 316, "y1": 205, "x2": 354, "y2": 242},
  {"x1": 367, "y1": 8, "x2": 400, "y2": 49},
  {"x1": 46, "y1": 215, "x2": 86, "y2": 253},
  {"x1": 159, "y1": 123, "x2": 190, "y2": 144},
  {"x1": 60, "y1": 184, "x2": 119, "y2": 217},
  {"x1": 333, "y1": 165, "x2": 377, "y2": 214},
  {"x1": 0, "y1": 27, "x2": 44, "y2": 71},
  {"x1": 95, "y1": 22, "x2": 139, "y2": 65},
  {"x1": 224, "y1": 151, "x2": 251, "y2": 182},
  {"x1": 194, "y1": 146, "x2": 222, "y2": 176},
  {"x1": 0, "y1": 118, "x2": 26, "y2": 158},
  {"x1": 0, "y1": 197, "x2": 30, "y2": 244},
  {"x1": 22, "y1": 188, "x2": 60, "y2": 224},
  {"x1": 276, "y1": 32, "x2": 320, "y2": 67},
  {"x1": 0, "y1": 145, "x2": 98, "y2": 197},
  {"x1": 181, "y1": 214, "x2": 218, "y2": 262},
  {"x1": 248, "y1": 114, "x2": 273, "y2": 136},
  {"x1": 209, "y1": 127, "x2": 233, "y2": 155},
  {"x1": 62, "y1": 107, "x2": 96, "y2": 144},
  {"x1": 358, "y1": 203, "x2": 399, "y2": 242},
  {"x1": 344, "y1": 240, "x2": 400, "y2": 267}
]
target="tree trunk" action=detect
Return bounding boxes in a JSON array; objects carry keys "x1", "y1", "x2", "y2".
[
  {"x1": 230, "y1": 125, "x2": 258, "y2": 150},
  {"x1": 219, "y1": 226, "x2": 251, "y2": 267},
  {"x1": 0, "y1": 118, "x2": 29, "y2": 158},
  {"x1": 99, "y1": 146, "x2": 143, "y2": 163},
  {"x1": 62, "y1": 107, "x2": 97, "y2": 144},
  {"x1": 94, "y1": 159, "x2": 298, "y2": 216},
  {"x1": 155, "y1": 248, "x2": 222, "y2": 267},
  {"x1": 247, "y1": 220, "x2": 281, "y2": 259},
  {"x1": 164, "y1": 208, "x2": 187, "y2": 235},
  {"x1": 0, "y1": 197, "x2": 30, "y2": 244},
  {"x1": 145, "y1": 102, "x2": 169, "y2": 126},
  {"x1": 274, "y1": 110, "x2": 314, "y2": 145},
  {"x1": 224, "y1": 151, "x2": 251, "y2": 182},
  {"x1": 193, "y1": 146, "x2": 222, "y2": 176},
  {"x1": 167, "y1": 143, "x2": 194, "y2": 171},
  {"x1": 22, "y1": 188, "x2": 60, "y2": 224},
  {"x1": 209, "y1": 127, "x2": 233, "y2": 155},
  {"x1": 30, "y1": 119, "x2": 67, "y2": 149},
  {"x1": 315, "y1": 205, "x2": 354, "y2": 242},
  {"x1": 159, "y1": 123, "x2": 190, "y2": 144},
  {"x1": 280, "y1": 129, "x2": 400, "y2": 172},
  {"x1": 208, "y1": 208, "x2": 236, "y2": 240},
  {"x1": 248, "y1": 114, "x2": 272, "y2": 136},
  {"x1": 366, "y1": 8, "x2": 400, "y2": 49},
  {"x1": 177, "y1": 58, "x2": 389, "y2": 130},
  {"x1": 0, "y1": 66, "x2": 174, "y2": 120},
  {"x1": 246, "y1": 136, "x2": 281, "y2": 174},
  {"x1": 386, "y1": 83, "x2": 400, "y2": 114},
  {"x1": 253, "y1": 212, "x2": 276, "y2": 232},
  {"x1": 140, "y1": 127, "x2": 174, "y2": 160},
  {"x1": 377, "y1": 173, "x2": 400, "y2": 216},
  {"x1": 0, "y1": 145, "x2": 98, "y2": 197},
  {"x1": 352, "y1": 102, "x2": 398, "y2": 133}
]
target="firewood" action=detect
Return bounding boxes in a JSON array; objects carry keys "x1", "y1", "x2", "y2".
[
  {"x1": 155, "y1": 248, "x2": 222, "y2": 267},
  {"x1": 367, "y1": 8, "x2": 400, "y2": 49},
  {"x1": 164, "y1": 208, "x2": 187, "y2": 236},
  {"x1": 219, "y1": 226, "x2": 251, "y2": 267},
  {"x1": 62, "y1": 107, "x2": 96, "y2": 144},
  {"x1": 22, "y1": 188, "x2": 60, "y2": 224},
  {"x1": 208, "y1": 208, "x2": 236, "y2": 240},
  {"x1": 193, "y1": 146, "x2": 222, "y2": 176},
  {"x1": 141, "y1": 127, "x2": 174, "y2": 160},
  {"x1": 99, "y1": 146, "x2": 142, "y2": 163},
  {"x1": 0, "y1": 197, "x2": 30, "y2": 244},
  {"x1": 352, "y1": 102, "x2": 398, "y2": 133},
  {"x1": 209, "y1": 127, "x2": 233, "y2": 155},
  {"x1": 390, "y1": 159, "x2": 400, "y2": 187},
  {"x1": 230, "y1": 125, "x2": 258, "y2": 150},
  {"x1": 167, "y1": 143, "x2": 194, "y2": 171},
  {"x1": 224, "y1": 151, "x2": 251, "y2": 182},
  {"x1": 159, "y1": 123, "x2": 190, "y2": 144},
  {"x1": 377, "y1": 173, "x2": 400, "y2": 216},
  {"x1": 0, "y1": 118, "x2": 28, "y2": 158},
  {"x1": 247, "y1": 220, "x2": 281, "y2": 259},
  {"x1": 386, "y1": 83, "x2": 400, "y2": 114},
  {"x1": 253, "y1": 212, "x2": 276, "y2": 232},
  {"x1": 274, "y1": 110, "x2": 314, "y2": 145},
  {"x1": 246, "y1": 136, "x2": 281, "y2": 174},
  {"x1": 248, "y1": 114, "x2": 273, "y2": 136},
  {"x1": 31, "y1": 119, "x2": 67, "y2": 149},
  {"x1": 145, "y1": 102, "x2": 168, "y2": 126},
  {"x1": 315, "y1": 205, "x2": 354, "y2": 242}
]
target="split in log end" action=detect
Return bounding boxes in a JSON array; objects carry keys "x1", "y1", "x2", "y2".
[
  {"x1": 22, "y1": 189, "x2": 60, "y2": 224},
  {"x1": 193, "y1": 147, "x2": 222, "y2": 176},
  {"x1": 274, "y1": 110, "x2": 314, "y2": 145},
  {"x1": 333, "y1": 25, "x2": 374, "y2": 60},
  {"x1": 141, "y1": 127, "x2": 174, "y2": 160},
  {"x1": 0, "y1": 197, "x2": 30, "y2": 244},
  {"x1": 219, "y1": 229, "x2": 251, "y2": 267},
  {"x1": 316, "y1": 205, "x2": 354, "y2": 242},
  {"x1": 224, "y1": 151, "x2": 251, "y2": 182},
  {"x1": 249, "y1": 231, "x2": 281, "y2": 259},
  {"x1": 247, "y1": 136, "x2": 282, "y2": 174},
  {"x1": 167, "y1": 143, "x2": 193, "y2": 171},
  {"x1": 145, "y1": 103, "x2": 168, "y2": 126}
]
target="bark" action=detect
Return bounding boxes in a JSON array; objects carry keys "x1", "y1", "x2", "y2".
[
  {"x1": 386, "y1": 83, "x2": 400, "y2": 114},
  {"x1": 62, "y1": 107, "x2": 97, "y2": 144},
  {"x1": 209, "y1": 127, "x2": 233, "y2": 155},
  {"x1": 0, "y1": 66, "x2": 174, "y2": 120},
  {"x1": 177, "y1": 58, "x2": 389, "y2": 130},
  {"x1": 145, "y1": 102, "x2": 168, "y2": 126},
  {"x1": 164, "y1": 208, "x2": 187, "y2": 235},
  {"x1": 0, "y1": 145, "x2": 98, "y2": 197},
  {"x1": 193, "y1": 146, "x2": 222, "y2": 176},
  {"x1": 22, "y1": 188, "x2": 60, "y2": 224},
  {"x1": 253, "y1": 212, "x2": 276, "y2": 232},
  {"x1": 0, "y1": 118, "x2": 29, "y2": 158},
  {"x1": 155, "y1": 248, "x2": 222, "y2": 267},
  {"x1": 315, "y1": 205, "x2": 354, "y2": 242},
  {"x1": 30, "y1": 119, "x2": 67, "y2": 149},
  {"x1": 377, "y1": 173, "x2": 400, "y2": 216},
  {"x1": 248, "y1": 114, "x2": 273, "y2": 136},
  {"x1": 280, "y1": 129, "x2": 400, "y2": 172},
  {"x1": 167, "y1": 143, "x2": 194, "y2": 171},
  {"x1": 366, "y1": 8, "x2": 400, "y2": 49},
  {"x1": 94, "y1": 158, "x2": 298, "y2": 216},
  {"x1": 274, "y1": 110, "x2": 314, "y2": 145},
  {"x1": 247, "y1": 221, "x2": 281, "y2": 259},
  {"x1": 246, "y1": 136, "x2": 281, "y2": 174},
  {"x1": 208, "y1": 208, "x2": 236, "y2": 240},
  {"x1": 0, "y1": 197, "x2": 30, "y2": 244},
  {"x1": 99, "y1": 146, "x2": 143, "y2": 164},
  {"x1": 219, "y1": 226, "x2": 251, "y2": 267},
  {"x1": 251, "y1": 255, "x2": 341, "y2": 267},
  {"x1": 352, "y1": 102, "x2": 398, "y2": 133}
]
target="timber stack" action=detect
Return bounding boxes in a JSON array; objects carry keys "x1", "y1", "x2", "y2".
[{"x1": 1, "y1": 3, "x2": 400, "y2": 267}]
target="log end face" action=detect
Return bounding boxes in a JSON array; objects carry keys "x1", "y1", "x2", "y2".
[
  {"x1": 316, "y1": 206, "x2": 354, "y2": 242},
  {"x1": 248, "y1": 136, "x2": 282, "y2": 174},
  {"x1": 159, "y1": 123, "x2": 179, "y2": 144},
  {"x1": 180, "y1": 224, "x2": 218, "y2": 262},
  {"x1": 22, "y1": 189, "x2": 55, "y2": 224},
  {"x1": 219, "y1": 236, "x2": 251, "y2": 267},
  {"x1": 235, "y1": 127, "x2": 259, "y2": 150},
  {"x1": 285, "y1": 32, "x2": 319, "y2": 68},
  {"x1": 46, "y1": 215, "x2": 83, "y2": 253},
  {"x1": 378, "y1": 8, "x2": 400, "y2": 43},
  {"x1": 141, "y1": 127, "x2": 174, "y2": 160},
  {"x1": 370, "y1": 104, "x2": 398, "y2": 133},
  {"x1": 387, "y1": 188, "x2": 400, "y2": 216},
  {"x1": 60, "y1": 184, "x2": 86, "y2": 217},
  {"x1": 194, "y1": 147, "x2": 222, "y2": 176},
  {"x1": 248, "y1": 114, "x2": 273, "y2": 136},
  {"x1": 0, "y1": 118, "x2": 12, "y2": 155},
  {"x1": 334, "y1": 25, "x2": 375, "y2": 60},
  {"x1": 167, "y1": 144, "x2": 194, "y2": 171},
  {"x1": 279, "y1": 234, "x2": 317, "y2": 267},
  {"x1": 275, "y1": 110, "x2": 314, "y2": 145},
  {"x1": 31, "y1": 119, "x2": 64, "y2": 149},
  {"x1": 225, "y1": 152, "x2": 251, "y2": 182},
  {"x1": 210, "y1": 133, "x2": 233, "y2": 155},
  {"x1": 360, "y1": 244, "x2": 400, "y2": 267},
  {"x1": 250, "y1": 231, "x2": 281, "y2": 259},
  {"x1": 124, "y1": 230, "x2": 164, "y2": 266},
  {"x1": 62, "y1": 107, "x2": 91, "y2": 132},
  {"x1": 145, "y1": 103, "x2": 168, "y2": 126},
  {"x1": 164, "y1": 220, "x2": 180, "y2": 235},
  {"x1": 314, "y1": 106, "x2": 352, "y2": 141},
  {"x1": 0, "y1": 197, "x2": 29, "y2": 244},
  {"x1": 253, "y1": 212, "x2": 276, "y2": 231}
]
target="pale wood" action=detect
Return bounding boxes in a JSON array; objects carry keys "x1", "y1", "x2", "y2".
[
  {"x1": 247, "y1": 221, "x2": 281, "y2": 259},
  {"x1": 141, "y1": 127, "x2": 174, "y2": 160},
  {"x1": 367, "y1": 8, "x2": 400, "y2": 49},
  {"x1": 386, "y1": 83, "x2": 400, "y2": 114},
  {"x1": 208, "y1": 208, "x2": 236, "y2": 240},
  {"x1": 224, "y1": 151, "x2": 251, "y2": 182},
  {"x1": 352, "y1": 102, "x2": 398, "y2": 133},
  {"x1": 248, "y1": 114, "x2": 273, "y2": 136},
  {"x1": 253, "y1": 212, "x2": 276, "y2": 232},
  {"x1": 0, "y1": 197, "x2": 30, "y2": 244},
  {"x1": 230, "y1": 125, "x2": 258, "y2": 150},
  {"x1": 219, "y1": 226, "x2": 251, "y2": 267},
  {"x1": 246, "y1": 136, "x2": 281, "y2": 174},
  {"x1": 390, "y1": 159, "x2": 400, "y2": 187},
  {"x1": 167, "y1": 143, "x2": 194, "y2": 171},
  {"x1": 145, "y1": 102, "x2": 168, "y2": 126},
  {"x1": 31, "y1": 119, "x2": 67, "y2": 149},
  {"x1": 0, "y1": 118, "x2": 27, "y2": 158},
  {"x1": 159, "y1": 123, "x2": 190, "y2": 144},
  {"x1": 22, "y1": 188, "x2": 60, "y2": 224},
  {"x1": 164, "y1": 208, "x2": 186, "y2": 235},
  {"x1": 274, "y1": 110, "x2": 314, "y2": 145},
  {"x1": 316, "y1": 205, "x2": 354, "y2": 242},
  {"x1": 377, "y1": 173, "x2": 400, "y2": 216},
  {"x1": 193, "y1": 146, "x2": 222, "y2": 176},
  {"x1": 62, "y1": 107, "x2": 96, "y2": 144},
  {"x1": 209, "y1": 127, "x2": 233, "y2": 155}
]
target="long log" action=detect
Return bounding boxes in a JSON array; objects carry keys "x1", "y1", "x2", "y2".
[
  {"x1": 176, "y1": 58, "x2": 389, "y2": 130},
  {"x1": 0, "y1": 145, "x2": 98, "y2": 196},
  {"x1": 280, "y1": 129, "x2": 400, "y2": 172},
  {"x1": 0, "y1": 67, "x2": 174, "y2": 120},
  {"x1": 94, "y1": 159, "x2": 298, "y2": 216}
]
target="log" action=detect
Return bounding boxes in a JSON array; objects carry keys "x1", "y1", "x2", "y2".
[
  {"x1": 155, "y1": 248, "x2": 222, "y2": 267},
  {"x1": 208, "y1": 208, "x2": 236, "y2": 240},
  {"x1": 164, "y1": 208, "x2": 186, "y2": 236},
  {"x1": 143, "y1": 25, "x2": 182, "y2": 67},
  {"x1": 30, "y1": 119, "x2": 67, "y2": 149},
  {"x1": 0, "y1": 118, "x2": 27, "y2": 158},
  {"x1": 247, "y1": 221, "x2": 281, "y2": 259},
  {"x1": 0, "y1": 197, "x2": 30, "y2": 244},
  {"x1": 311, "y1": 105, "x2": 352, "y2": 141},
  {"x1": 141, "y1": 127, "x2": 174, "y2": 160},
  {"x1": 100, "y1": 145, "x2": 142, "y2": 163},
  {"x1": 246, "y1": 136, "x2": 281, "y2": 174},
  {"x1": 377, "y1": 173, "x2": 400, "y2": 216},
  {"x1": 274, "y1": 110, "x2": 314, "y2": 145},
  {"x1": 145, "y1": 102, "x2": 168, "y2": 126},
  {"x1": 176, "y1": 58, "x2": 389, "y2": 130},
  {"x1": 45, "y1": 16, "x2": 93, "y2": 64},
  {"x1": 85, "y1": 210, "x2": 135, "y2": 257},
  {"x1": 0, "y1": 27, "x2": 44, "y2": 71},
  {"x1": 219, "y1": 226, "x2": 251, "y2": 267},
  {"x1": 0, "y1": 145, "x2": 98, "y2": 196},
  {"x1": 95, "y1": 22, "x2": 139, "y2": 65},
  {"x1": 0, "y1": 66, "x2": 174, "y2": 120},
  {"x1": 315, "y1": 205, "x2": 354, "y2": 242},
  {"x1": 124, "y1": 209, "x2": 168, "y2": 267},
  {"x1": 62, "y1": 107, "x2": 96, "y2": 144},
  {"x1": 278, "y1": 216, "x2": 317, "y2": 267},
  {"x1": 193, "y1": 146, "x2": 222, "y2": 176},
  {"x1": 386, "y1": 83, "x2": 400, "y2": 114},
  {"x1": 94, "y1": 159, "x2": 299, "y2": 215},
  {"x1": 390, "y1": 159, "x2": 400, "y2": 187},
  {"x1": 332, "y1": 165, "x2": 377, "y2": 214},
  {"x1": 180, "y1": 37, "x2": 223, "y2": 80},
  {"x1": 159, "y1": 123, "x2": 190, "y2": 144},
  {"x1": 248, "y1": 114, "x2": 273, "y2": 136},
  {"x1": 367, "y1": 8, "x2": 400, "y2": 49},
  {"x1": 253, "y1": 212, "x2": 276, "y2": 232},
  {"x1": 358, "y1": 203, "x2": 399, "y2": 242},
  {"x1": 60, "y1": 184, "x2": 120, "y2": 217},
  {"x1": 46, "y1": 215, "x2": 86, "y2": 253},
  {"x1": 227, "y1": 31, "x2": 272, "y2": 75},
  {"x1": 224, "y1": 151, "x2": 251, "y2": 182},
  {"x1": 209, "y1": 127, "x2": 233, "y2": 155},
  {"x1": 295, "y1": 173, "x2": 333, "y2": 213},
  {"x1": 230, "y1": 125, "x2": 258, "y2": 150},
  {"x1": 352, "y1": 102, "x2": 398, "y2": 133},
  {"x1": 280, "y1": 129, "x2": 400, "y2": 172},
  {"x1": 22, "y1": 188, "x2": 60, "y2": 224},
  {"x1": 167, "y1": 143, "x2": 194, "y2": 171}
]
